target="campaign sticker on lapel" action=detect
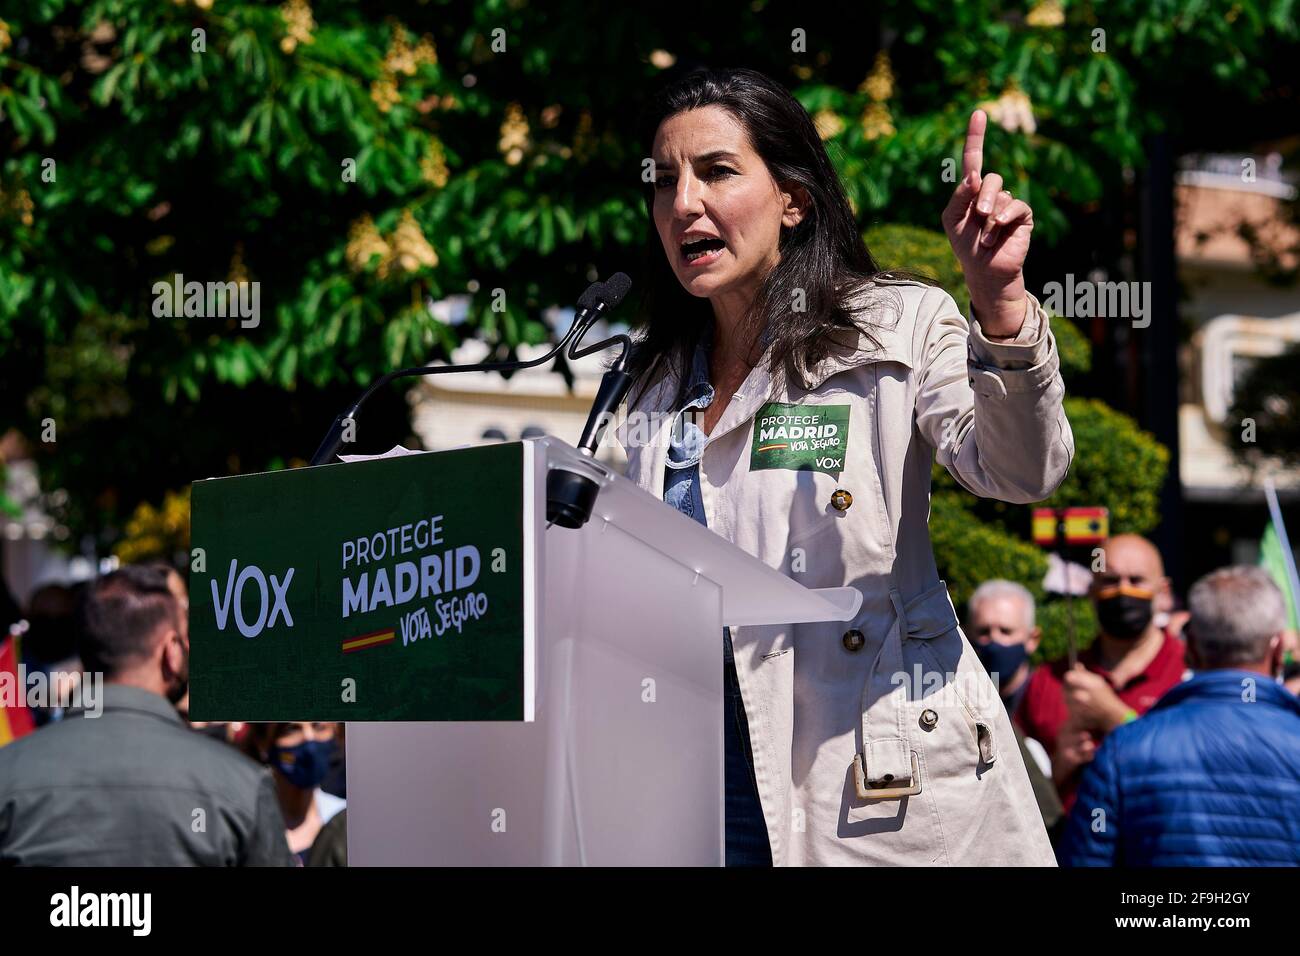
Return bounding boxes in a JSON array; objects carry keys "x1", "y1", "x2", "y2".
[{"x1": 750, "y1": 402, "x2": 851, "y2": 477}]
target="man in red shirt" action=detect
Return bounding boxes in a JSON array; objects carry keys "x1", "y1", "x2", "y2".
[{"x1": 1015, "y1": 534, "x2": 1187, "y2": 812}]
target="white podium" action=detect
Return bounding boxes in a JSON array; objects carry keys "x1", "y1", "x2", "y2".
[{"x1": 346, "y1": 436, "x2": 861, "y2": 865}]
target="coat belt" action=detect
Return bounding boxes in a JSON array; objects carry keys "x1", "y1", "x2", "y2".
[{"x1": 858, "y1": 580, "x2": 960, "y2": 790}]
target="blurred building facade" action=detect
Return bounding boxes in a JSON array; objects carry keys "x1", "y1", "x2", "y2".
[
  {"x1": 1175, "y1": 150, "x2": 1300, "y2": 577},
  {"x1": 405, "y1": 298, "x2": 629, "y2": 473}
]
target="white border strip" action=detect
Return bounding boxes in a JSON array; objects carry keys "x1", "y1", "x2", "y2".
[{"x1": 522, "y1": 439, "x2": 536, "y2": 722}]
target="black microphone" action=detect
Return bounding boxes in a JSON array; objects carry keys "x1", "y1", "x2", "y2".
[
  {"x1": 571, "y1": 271, "x2": 634, "y2": 456},
  {"x1": 308, "y1": 279, "x2": 620, "y2": 466},
  {"x1": 546, "y1": 272, "x2": 637, "y2": 529}
]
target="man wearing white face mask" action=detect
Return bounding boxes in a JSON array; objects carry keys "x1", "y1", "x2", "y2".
[{"x1": 1059, "y1": 565, "x2": 1300, "y2": 866}]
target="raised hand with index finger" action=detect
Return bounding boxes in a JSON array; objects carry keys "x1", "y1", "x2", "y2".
[{"x1": 940, "y1": 109, "x2": 1035, "y2": 338}]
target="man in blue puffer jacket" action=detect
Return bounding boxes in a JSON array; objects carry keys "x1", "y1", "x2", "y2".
[{"x1": 1059, "y1": 565, "x2": 1300, "y2": 866}]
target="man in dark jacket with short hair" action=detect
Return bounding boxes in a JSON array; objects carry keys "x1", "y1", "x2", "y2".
[
  {"x1": 1059, "y1": 565, "x2": 1300, "y2": 866},
  {"x1": 0, "y1": 565, "x2": 293, "y2": 866}
]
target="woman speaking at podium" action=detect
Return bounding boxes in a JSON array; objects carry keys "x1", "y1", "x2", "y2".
[{"x1": 620, "y1": 68, "x2": 1073, "y2": 866}]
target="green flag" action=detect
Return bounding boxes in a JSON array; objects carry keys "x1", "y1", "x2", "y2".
[{"x1": 1260, "y1": 521, "x2": 1299, "y2": 630}]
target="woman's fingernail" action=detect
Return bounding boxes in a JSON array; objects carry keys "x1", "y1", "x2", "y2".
[{"x1": 977, "y1": 202, "x2": 991, "y2": 213}]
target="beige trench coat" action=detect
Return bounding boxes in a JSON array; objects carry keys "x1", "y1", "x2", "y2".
[{"x1": 617, "y1": 277, "x2": 1073, "y2": 866}]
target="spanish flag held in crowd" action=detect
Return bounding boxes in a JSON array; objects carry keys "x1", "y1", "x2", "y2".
[
  {"x1": 1031, "y1": 507, "x2": 1109, "y2": 547},
  {"x1": 0, "y1": 630, "x2": 36, "y2": 747}
]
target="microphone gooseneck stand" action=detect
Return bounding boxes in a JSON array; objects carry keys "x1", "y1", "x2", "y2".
[{"x1": 306, "y1": 274, "x2": 638, "y2": 529}]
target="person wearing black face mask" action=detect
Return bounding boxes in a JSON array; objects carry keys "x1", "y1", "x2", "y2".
[
  {"x1": 967, "y1": 580, "x2": 1064, "y2": 837},
  {"x1": 968, "y1": 580, "x2": 1041, "y2": 714},
  {"x1": 1016, "y1": 534, "x2": 1188, "y2": 816},
  {"x1": 242, "y1": 721, "x2": 346, "y2": 866},
  {"x1": 1092, "y1": 581, "x2": 1156, "y2": 641}
]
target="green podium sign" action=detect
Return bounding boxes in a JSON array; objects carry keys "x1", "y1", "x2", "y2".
[{"x1": 188, "y1": 442, "x2": 534, "y2": 722}]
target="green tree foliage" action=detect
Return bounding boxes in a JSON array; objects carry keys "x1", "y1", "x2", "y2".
[
  {"x1": 4, "y1": 0, "x2": 643, "y2": 535},
  {"x1": 810, "y1": 0, "x2": 1294, "y2": 240},
  {"x1": 0, "y1": 0, "x2": 1286, "y2": 557}
]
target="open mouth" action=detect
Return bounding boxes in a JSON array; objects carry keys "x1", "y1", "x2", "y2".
[{"x1": 680, "y1": 236, "x2": 726, "y2": 266}]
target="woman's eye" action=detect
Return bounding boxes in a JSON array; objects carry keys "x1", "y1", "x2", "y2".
[{"x1": 652, "y1": 166, "x2": 735, "y2": 190}]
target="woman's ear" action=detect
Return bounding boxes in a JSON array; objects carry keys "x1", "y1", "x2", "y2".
[{"x1": 780, "y1": 181, "x2": 811, "y2": 229}]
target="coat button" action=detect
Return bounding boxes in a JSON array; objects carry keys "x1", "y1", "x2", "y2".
[
  {"x1": 920, "y1": 708, "x2": 939, "y2": 730},
  {"x1": 830, "y1": 489, "x2": 853, "y2": 511},
  {"x1": 842, "y1": 629, "x2": 865, "y2": 652}
]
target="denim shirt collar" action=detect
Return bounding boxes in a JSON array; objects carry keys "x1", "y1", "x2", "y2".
[
  {"x1": 665, "y1": 317, "x2": 778, "y2": 469},
  {"x1": 665, "y1": 320, "x2": 716, "y2": 469}
]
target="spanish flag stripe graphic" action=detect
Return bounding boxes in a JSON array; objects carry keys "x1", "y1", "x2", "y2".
[{"x1": 342, "y1": 629, "x2": 396, "y2": 653}]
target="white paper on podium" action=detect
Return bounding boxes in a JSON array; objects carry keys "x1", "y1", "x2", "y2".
[{"x1": 336, "y1": 444, "x2": 426, "y2": 463}]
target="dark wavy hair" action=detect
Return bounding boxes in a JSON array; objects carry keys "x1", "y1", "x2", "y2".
[{"x1": 626, "y1": 66, "x2": 905, "y2": 411}]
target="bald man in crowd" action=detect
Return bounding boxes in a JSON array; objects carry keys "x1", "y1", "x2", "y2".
[{"x1": 1015, "y1": 534, "x2": 1188, "y2": 812}]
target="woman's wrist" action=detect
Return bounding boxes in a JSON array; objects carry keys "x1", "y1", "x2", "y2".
[{"x1": 970, "y1": 290, "x2": 1030, "y2": 339}]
